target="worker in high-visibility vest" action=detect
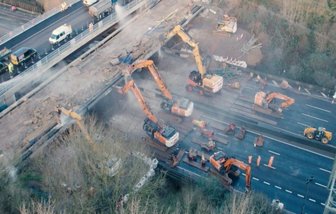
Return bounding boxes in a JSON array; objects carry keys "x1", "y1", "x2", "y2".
[{"x1": 7, "y1": 63, "x2": 14, "y2": 78}]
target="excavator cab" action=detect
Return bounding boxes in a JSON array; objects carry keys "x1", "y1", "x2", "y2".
[
  {"x1": 189, "y1": 70, "x2": 203, "y2": 86},
  {"x1": 143, "y1": 118, "x2": 179, "y2": 148},
  {"x1": 315, "y1": 127, "x2": 325, "y2": 140},
  {"x1": 227, "y1": 165, "x2": 240, "y2": 177},
  {"x1": 304, "y1": 127, "x2": 332, "y2": 144},
  {"x1": 187, "y1": 71, "x2": 223, "y2": 94},
  {"x1": 119, "y1": 79, "x2": 179, "y2": 148},
  {"x1": 166, "y1": 25, "x2": 223, "y2": 95}
]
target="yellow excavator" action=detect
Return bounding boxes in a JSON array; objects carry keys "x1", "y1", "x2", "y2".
[
  {"x1": 118, "y1": 79, "x2": 179, "y2": 148},
  {"x1": 166, "y1": 25, "x2": 223, "y2": 95},
  {"x1": 304, "y1": 127, "x2": 333, "y2": 144},
  {"x1": 130, "y1": 60, "x2": 193, "y2": 117},
  {"x1": 254, "y1": 91, "x2": 295, "y2": 113}
]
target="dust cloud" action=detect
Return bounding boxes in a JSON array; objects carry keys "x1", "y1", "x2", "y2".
[{"x1": 115, "y1": 3, "x2": 127, "y2": 21}]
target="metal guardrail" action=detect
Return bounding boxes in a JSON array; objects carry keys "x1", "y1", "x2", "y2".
[
  {"x1": 0, "y1": 0, "x2": 155, "y2": 106},
  {"x1": 0, "y1": 0, "x2": 81, "y2": 46}
]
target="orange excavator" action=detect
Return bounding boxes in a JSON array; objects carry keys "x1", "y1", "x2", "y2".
[
  {"x1": 118, "y1": 79, "x2": 179, "y2": 148},
  {"x1": 130, "y1": 60, "x2": 194, "y2": 117},
  {"x1": 210, "y1": 151, "x2": 251, "y2": 191},
  {"x1": 166, "y1": 25, "x2": 223, "y2": 95},
  {"x1": 254, "y1": 91, "x2": 295, "y2": 113}
]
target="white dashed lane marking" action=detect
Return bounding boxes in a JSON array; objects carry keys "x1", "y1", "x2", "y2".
[
  {"x1": 268, "y1": 150, "x2": 280, "y2": 156},
  {"x1": 319, "y1": 168, "x2": 331, "y2": 173},
  {"x1": 306, "y1": 104, "x2": 331, "y2": 113},
  {"x1": 250, "y1": 179, "x2": 319, "y2": 204},
  {"x1": 285, "y1": 189, "x2": 292, "y2": 194},
  {"x1": 275, "y1": 185, "x2": 282, "y2": 190},
  {"x1": 315, "y1": 182, "x2": 327, "y2": 188},
  {"x1": 302, "y1": 113, "x2": 328, "y2": 123},
  {"x1": 309, "y1": 198, "x2": 316, "y2": 203},
  {"x1": 263, "y1": 181, "x2": 270, "y2": 185},
  {"x1": 263, "y1": 164, "x2": 276, "y2": 169},
  {"x1": 297, "y1": 122, "x2": 311, "y2": 127}
]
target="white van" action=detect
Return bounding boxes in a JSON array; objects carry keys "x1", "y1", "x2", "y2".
[
  {"x1": 83, "y1": 0, "x2": 98, "y2": 6},
  {"x1": 49, "y1": 24, "x2": 73, "y2": 45}
]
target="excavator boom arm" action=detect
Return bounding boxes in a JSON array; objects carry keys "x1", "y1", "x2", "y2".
[
  {"x1": 265, "y1": 92, "x2": 295, "y2": 109},
  {"x1": 166, "y1": 25, "x2": 206, "y2": 78},
  {"x1": 131, "y1": 60, "x2": 173, "y2": 100},
  {"x1": 224, "y1": 158, "x2": 251, "y2": 189},
  {"x1": 119, "y1": 80, "x2": 158, "y2": 123},
  {"x1": 56, "y1": 106, "x2": 94, "y2": 145}
]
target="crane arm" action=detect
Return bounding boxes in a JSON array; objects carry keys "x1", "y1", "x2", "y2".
[
  {"x1": 131, "y1": 60, "x2": 173, "y2": 100},
  {"x1": 166, "y1": 25, "x2": 206, "y2": 78},
  {"x1": 265, "y1": 92, "x2": 295, "y2": 109},
  {"x1": 224, "y1": 158, "x2": 251, "y2": 190},
  {"x1": 119, "y1": 80, "x2": 158, "y2": 123}
]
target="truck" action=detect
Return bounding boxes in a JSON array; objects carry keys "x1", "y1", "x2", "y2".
[{"x1": 88, "y1": 0, "x2": 116, "y2": 18}]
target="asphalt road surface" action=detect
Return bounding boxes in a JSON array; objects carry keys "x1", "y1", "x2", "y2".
[
  {"x1": 90, "y1": 68, "x2": 333, "y2": 214},
  {"x1": 11, "y1": 4, "x2": 90, "y2": 54},
  {"x1": 0, "y1": 1, "x2": 91, "y2": 54},
  {"x1": 0, "y1": 5, "x2": 36, "y2": 37},
  {"x1": 125, "y1": 55, "x2": 334, "y2": 213},
  {"x1": 240, "y1": 81, "x2": 336, "y2": 146}
]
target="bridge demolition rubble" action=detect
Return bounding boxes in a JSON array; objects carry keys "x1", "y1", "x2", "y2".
[{"x1": 0, "y1": 0, "x2": 192, "y2": 160}]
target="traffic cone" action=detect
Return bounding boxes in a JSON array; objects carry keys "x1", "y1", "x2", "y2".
[
  {"x1": 256, "y1": 156, "x2": 261, "y2": 166},
  {"x1": 268, "y1": 156, "x2": 274, "y2": 168},
  {"x1": 248, "y1": 155, "x2": 252, "y2": 164}
]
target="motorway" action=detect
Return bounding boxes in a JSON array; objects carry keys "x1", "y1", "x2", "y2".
[
  {"x1": 10, "y1": 4, "x2": 91, "y2": 54},
  {"x1": 0, "y1": 1, "x2": 92, "y2": 83},
  {"x1": 243, "y1": 83, "x2": 336, "y2": 145},
  {"x1": 199, "y1": 109, "x2": 331, "y2": 213},
  {"x1": 0, "y1": 1, "x2": 91, "y2": 53},
  {"x1": 97, "y1": 51, "x2": 334, "y2": 213},
  {"x1": 0, "y1": 5, "x2": 36, "y2": 37}
]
